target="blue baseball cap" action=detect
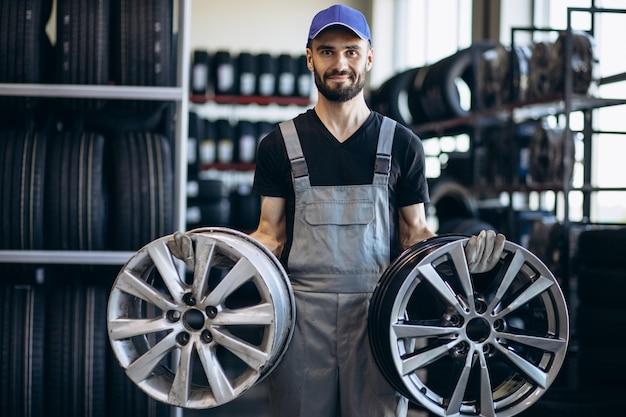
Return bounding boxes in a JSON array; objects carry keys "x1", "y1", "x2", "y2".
[{"x1": 307, "y1": 4, "x2": 371, "y2": 45}]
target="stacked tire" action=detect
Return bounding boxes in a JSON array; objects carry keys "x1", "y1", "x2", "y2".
[
  {"x1": 515, "y1": 226, "x2": 626, "y2": 416},
  {"x1": 0, "y1": 0, "x2": 176, "y2": 416},
  {"x1": 576, "y1": 227, "x2": 626, "y2": 395},
  {"x1": 371, "y1": 33, "x2": 597, "y2": 127}
]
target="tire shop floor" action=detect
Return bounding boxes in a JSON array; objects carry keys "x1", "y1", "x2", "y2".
[{"x1": 183, "y1": 380, "x2": 428, "y2": 417}]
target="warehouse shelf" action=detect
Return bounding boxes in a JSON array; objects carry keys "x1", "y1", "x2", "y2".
[
  {"x1": 0, "y1": 83, "x2": 184, "y2": 101},
  {"x1": 201, "y1": 162, "x2": 257, "y2": 171},
  {"x1": 412, "y1": 93, "x2": 626, "y2": 139},
  {"x1": 0, "y1": 250, "x2": 134, "y2": 265},
  {"x1": 0, "y1": 0, "x2": 191, "y2": 268},
  {"x1": 191, "y1": 93, "x2": 311, "y2": 107}
]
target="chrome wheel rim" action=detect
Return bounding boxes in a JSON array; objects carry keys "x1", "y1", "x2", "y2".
[
  {"x1": 370, "y1": 235, "x2": 569, "y2": 417},
  {"x1": 107, "y1": 227, "x2": 294, "y2": 409}
]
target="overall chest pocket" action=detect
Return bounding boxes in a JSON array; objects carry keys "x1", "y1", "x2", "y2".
[{"x1": 304, "y1": 200, "x2": 374, "y2": 226}]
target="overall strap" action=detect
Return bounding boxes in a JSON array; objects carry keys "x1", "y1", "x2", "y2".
[
  {"x1": 279, "y1": 120, "x2": 309, "y2": 182},
  {"x1": 374, "y1": 116, "x2": 396, "y2": 181}
]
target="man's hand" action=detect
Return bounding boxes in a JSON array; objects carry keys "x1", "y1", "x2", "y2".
[
  {"x1": 465, "y1": 230, "x2": 506, "y2": 273},
  {"x1": 167, "y1": 231, "x2": 195, "y2": 269}
]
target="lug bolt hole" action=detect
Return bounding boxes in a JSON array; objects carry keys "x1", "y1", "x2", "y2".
[
  {"x1": 206, "y1": 306, "x2": 218, "y2": 319},
  {"x1": 201, "y1": 330, "x2": 213, "y2": 343},
  {"x1": 176, "y1": 332, "x2": 190, "y2": 346},
  {"x1": 166, "y1": 310, "x2": 181, "y2": 322},
  {"x1": 455, "y1": 341, "x2": 470, "y2": 355},
  {"x1": 474, "y1": 298, "x2": 487, "y2": 314},
  {"x1": 183, "y1": 292, "x2": 196, "y2": 306},
  {"x1": 493, "y1": 319, "x2": 505, "y2": 332}
]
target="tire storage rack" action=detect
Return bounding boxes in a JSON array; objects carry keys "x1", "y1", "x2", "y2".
[
  {"x1": 371, "y1": 6, "x2": 626, "y2": 415},
  {"x1": 0, "y1": 1, "x2": 190, "y2": 417}
]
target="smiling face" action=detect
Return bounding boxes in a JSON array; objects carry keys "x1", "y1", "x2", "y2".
[{"x1": 307, "y1": 26, "x2": 373, "y2": 103}]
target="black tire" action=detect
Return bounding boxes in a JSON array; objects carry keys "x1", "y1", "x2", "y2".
[
  {"x1": 109, "y1": 132, "x2": 174, "y2": 250},
  {"x1": 527, "y1": 41, "x2": 552, "y2": 101},
  {"x1": 44, "y1": 129, "x2": 108, "y2": 250},
  {"x1": 0, "y1": 0, "x2": 49, "y2": 110},
  {"x1": 417, "y1": 42, "x2": 496, "y2": 121},
  {"x1": 437, "y1": 217, "x2": 497, "y2": 235},
  {"x1": 407, "y1": 66, "x2": 433, "y2": 125},
  {"x1": 370, "y1": 67, "x2": 422, "y2": 127},
  {"x1": 93, "y1": 0, "x2": 173, "y2": 132},
  {"x1": 576, "y1": 227, "x2": 626, "y2": 267},
  {"x1": 44, "y1": 280, "x2": 108, "y2": 417},
  {"x1": 476, "y1": 43, "x2": 511, "y2": 109},
  {"x1": 548, "y1": 31, "x2": 597, "y2": 96},
  {"x1": 0, "y1": 130, "x2": 47, "y2": 250},
  {"x1": 578, "y1": 346, "x2": 626, "y2": 390},
  {"x1": 109, "y1": 0, "x2": 173, "y2": 110},
  {"x1": 427, "y1": 177, "x2": 478, "y2": 229},
  {"x1": 577, "y1": 265, "x2": 626, "y2": 306},
  {"x1": 576, "y1": 305, "x2": 626, "y2": 347},
  {"x1": 0, "y1": 283, "x2": 46, "y2": 417},
  {"x1": 516, "y1": 388, "x2": 621, "y2": 417},
  {"x1": 527, "y1": 122, "x2": 574, "y2": 185},
  {"x1": 55, "y1": 0, "x2": 110, "y2": 111}
]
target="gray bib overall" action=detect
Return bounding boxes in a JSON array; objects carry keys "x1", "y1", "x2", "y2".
[{"x1": 267, "y1": 117, "x2": 408, "y2": 417}]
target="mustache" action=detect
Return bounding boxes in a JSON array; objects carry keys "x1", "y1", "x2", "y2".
[{"x1": 325, "y1": 70, "x2": 353, "y2": 78}]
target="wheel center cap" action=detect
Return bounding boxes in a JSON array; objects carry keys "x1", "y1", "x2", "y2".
[
  {"x1": 184, "y1": 308, "x2": 206, "y2": 330},
  {"x1": 466, "y1": 317, "x2": 491, "y2": 342}
]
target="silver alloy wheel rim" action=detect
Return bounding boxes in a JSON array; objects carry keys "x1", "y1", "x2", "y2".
[
  {"x1": 370, "y1": 235, "x2": 569, "y2": 417},
  {"x1": 107, "y1": 227, "x2": 295, "y2": 409}
]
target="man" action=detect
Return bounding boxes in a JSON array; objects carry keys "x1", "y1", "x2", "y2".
[{"x1": 250, "y1": 4, "x2": 505, "y2": 416}]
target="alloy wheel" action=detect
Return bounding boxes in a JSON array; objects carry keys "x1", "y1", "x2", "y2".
[
  {"x1": 107, "y1": 227, "x2": 295, "y2": 409},
  {"x1": 370, "y1": 235, "x2": 569, "y2": 417}
]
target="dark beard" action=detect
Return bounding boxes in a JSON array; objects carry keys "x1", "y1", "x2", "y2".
[{"x1": 314, "y1": 70, "x2": 365, "y2": 102}]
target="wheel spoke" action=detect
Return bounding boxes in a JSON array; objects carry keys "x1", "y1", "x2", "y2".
[
  {"x1": 212, "y1": 303, "x2": 275, "y2": 326},
  {"x1": 449, "y1": 242, "x2": 475, "y2": 308},
  {"x1": 197, "y1": 343, "x2": 236, "y2": 404},
  {"x1": 116, "y1": 269, "x2": 178, "y2": 312},
  {"x1": 498, "y1": 332, "x2": 567, "y2": 353},
  {"x1": 392, "y1": 322, "x2": 458, "y2": 339},
  {"x1": 487, "y1": 249, "x2": 525, "y2": 314},
  {"x1": 202, "y1": 258, "x2": 256, "y2": 307},
  {"x1": 447, "y1": 349, "x2": 475, "y2": 415},
  {"x1": 169, "y1": 341, "x2": 194, "y2": 406},
  {"x1": 109, "y1": 317, "x2": 175, "y2": 340},
  {"x1": 211, "y1": 327, "x2": 268, "y2": 370},
  {"x1": 126, "y1": 331, "x2": 179, "y2": 383},
  {"x1": 478, "y1": 350, "x2": 496, "y2": 417},
  {"x1": 192, "y1": 239, "x2": 216, "y2": 299},
  {"x1": 494, "y1": 276, "x2": 554, "y2": 319},
  {"x1": 417, "y1": 263, "x2": 467, "y2": 315},
  {"x1": 493, "y1": 342, "x2": 548, "y2": 388},
  {"x1": 401, "y1": 339, "x2": 458, "y2": 376},
  {"x1": 148, "y1": 240, "x2": 186, "y2": 302}
]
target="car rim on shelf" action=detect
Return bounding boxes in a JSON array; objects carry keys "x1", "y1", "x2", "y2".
[
  {"x1": 369, "y1": 235, "x2": 569, "y2": 417},
  {"x1": 107, "y1": 227, "x2": 295, "y2": 409}
]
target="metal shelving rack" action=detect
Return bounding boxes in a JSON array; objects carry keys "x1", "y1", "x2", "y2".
[
  {"x1": 411, "y1": 5, "x2": 626, "y2": 248},
  {"x1": 0, "y1": 0, "x2": 191, "y2": 266}
]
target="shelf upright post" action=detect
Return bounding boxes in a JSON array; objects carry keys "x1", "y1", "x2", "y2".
[
  {"x1": 172, "y1": 3, "x2": 190, "y2": 414},
  {"x1": 174, "y1": 0, "x2": 191, "y2": 235}
]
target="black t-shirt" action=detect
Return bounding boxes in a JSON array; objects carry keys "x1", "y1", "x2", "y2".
[{"x1": 253, "y1": 109, "x2": 429, "y2": 260}]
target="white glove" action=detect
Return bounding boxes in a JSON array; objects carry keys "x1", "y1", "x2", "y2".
[
  {"x1": 465, "y1": 229, "x2": 506, "y2": 273},
  {"x1": 167, "y1": 231, "x2": 195, "y2": 269}
]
